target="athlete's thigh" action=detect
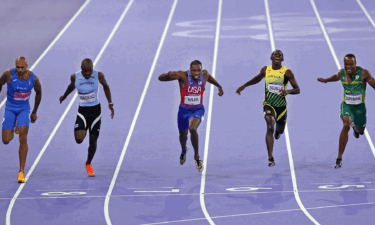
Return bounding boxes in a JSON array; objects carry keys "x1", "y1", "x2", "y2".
[
  {"x1": 263, "y1": 105, "x2": 276, "y2": 124},
  {"x1": 75, "y1": 113, "x2": 87, "y2": 141},
  {"x1": 352, "y1": 104, "x2": 366, "y2": 129},
  {"x1": 16, "y1": 108, "x2": 31, "y2": 128},
  {"x1": 177, "y1": 106, "x2": 191, "y2": 131},
  {"x1": 2, "y1": 129, "x2": 13, "y2": 143},
  {"x1": 188, "y1": 107, "x2": 205, "y2": 129},
  {"x1": 18, "y1": 125, "x2": 29, "y2": 142},
  {"x1": 340, "y1": 102, "x2": 354, "y2": 122},
  {"x1": 275, "y1": 106, "x2": 287, "y2": 131},
  {"x1": 189, "y1": 117, "x2": 201, "y2": 130},
  {"x1": 2, "y1": 108, "x2": 17, "y2": 130}
]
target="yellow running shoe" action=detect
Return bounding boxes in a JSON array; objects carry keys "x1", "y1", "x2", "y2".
[
  {"x1": 85, "y1": 162, "x2": 95, "y2": 177},
  {"x1": 17, "y1": 172, "x2": 25, "y2": 183}
]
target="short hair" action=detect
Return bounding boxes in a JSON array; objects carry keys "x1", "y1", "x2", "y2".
[
  {"x1": 344, "y1": 53, "x2": 356, "y2": 61},
  {"x1": 16, "y1": 56, "x2": 27, "y2": 64},
  {"x1": 81, "y1": 58, "x2": 93, "y2": 68},
  {"x1": 271, "y1": 50, "x2": 283, "y2": 58},
  {"x1": 190, "y1": 60, "x2": 202, "y2": 68}
]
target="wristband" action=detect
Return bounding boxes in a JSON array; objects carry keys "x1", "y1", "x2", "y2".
[{"x1": 109, "y1": 102, "x2": 114, "y2": 106}]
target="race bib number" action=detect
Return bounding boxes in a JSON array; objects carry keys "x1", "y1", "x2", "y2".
[
  {"x1": 268, "y1": 83, "x2": 284, "y2": 94},
  {"x1": 345, "y1": 93, "x2": 362, "y2": 105},
  {"x1": 184, "y1": 95, "x2": 201, "y2": 105},
  {"x1": 14, "y1": 91, "x2": 31, "y2": 101},
  {"x1": 79, "y1": 91, "x2": 96, "y2": 103}
]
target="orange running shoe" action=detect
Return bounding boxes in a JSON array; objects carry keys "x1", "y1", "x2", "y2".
[
  {"x1": 17, "y1": 172, "x2": 25, "y2": 183},
  {"x1": 85, "y1": 162, "x2": 95, "y2": 177}
]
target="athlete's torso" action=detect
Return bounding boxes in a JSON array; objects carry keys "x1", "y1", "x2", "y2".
[
  {"x1": 6, "y1": 69, "x2": 35, "y2": 109},
  {"x1": 75, "y1": 70, "x2": 100, "y2": 107},
  {"x1": 264, "y1": 65, "x2": 288, "y2": 107},
  {"x1": 180, "y1": 70, "x2": 205, "y2": 107},
  {"x1": 341, "y1": 67, "x2": 365, "y2": 105}
]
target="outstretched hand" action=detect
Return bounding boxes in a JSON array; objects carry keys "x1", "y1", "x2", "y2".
[
  {"x1": 317, "y1": 78, "x2": 327, "y2": 83},
  {"x1": 59, "y1": 96, "x2": 65, "y2": 104},
  {"x1": 109, "y1": 105, "x2": 114, "y2": 119},
  {"x1": 30, "y1": 113, "x2": 38, "y2": 123},
  {"x1": 218, "y1": 87, "x2": 224, "y2": 96},
  {"x1": 236, "y1": 86, "x2": 245, "y2": 95}
]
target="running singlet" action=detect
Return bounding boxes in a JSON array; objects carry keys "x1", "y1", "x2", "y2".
[
  {"x1": 75, "y1": 70, "x2": 100, "y2": 107},
  {"x1": 180, "y1": 70, "x2": 205, "y2": 107},
  {"x1": 341, "y1": 67, "x2": 365, "y2": 105},
  {"x1": 264, "y1": 65, "x2": 288, "y2": 107},
  {"x1": 6, "y1": 68, "x2": 35, "y2": 109}
]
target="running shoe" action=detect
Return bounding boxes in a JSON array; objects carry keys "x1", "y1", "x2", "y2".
[
  {"x1": 85, "y1": 162, "x2": 95, "y2": 177},
  {"x1": 274, "y1": 131, "x2": 281, "y2": 140},
  {"x1": 334, "y1": 158, "x2": 342, "y2": 169},
  {"x1": 17, "y1": 172, "x2": 25, "y2": 183},
  {"x1": 195, "y1": 158, "x2": 204, "y2": 172},
  {"x1": 268, "y1": 157, "x2": 276, "y2": 167},
  {"x1": 180, "y1": 146, "x2": 189, "y2": 165}
]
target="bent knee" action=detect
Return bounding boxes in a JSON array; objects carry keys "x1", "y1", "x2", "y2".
[
  {"x1": 75, "y1": 138, "x2": 84, "y2": 144},
  {"x1": 189, "y1": 127, "x2": 197, "y2": 134},
  {"x1": 2, "y1": 139, "x2": 10, "y2": 145}
]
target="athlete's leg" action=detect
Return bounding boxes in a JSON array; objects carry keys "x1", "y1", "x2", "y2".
[
  {"x1": 189, "y1": 117, "x2": 201, "y2": 160},
  {"x1": 75, "y1": 112, "x2": 87, "y2": 143},
  {"x1": 338, "y1": 116, "x2": 351, "y2": 159},
  {"x1": 265, "y1": 115, "x2": 275, "y2": 159},
  {"x1": 179, "y1": 129, "x2": 188, "y2": 151},
  {"x1": 86, "y1": 133, "x2": 98, "y2": 164},
  {"x1": 2, "y1": 130, "x2": 14, "y2": 144},
  {"x1": 75, "y1": 130, "x2": 87, "y2": 144},
  {"x1": 18, "y1": 126, "x2": 29, "y2": 173}
]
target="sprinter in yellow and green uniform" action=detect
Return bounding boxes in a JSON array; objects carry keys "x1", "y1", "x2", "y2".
[
  {"x1": 318, "y1": 54, "x2": 375, "y2": 169},
  {"x1": 236, "y1": 50, "x2": 300, "y2": 167}
]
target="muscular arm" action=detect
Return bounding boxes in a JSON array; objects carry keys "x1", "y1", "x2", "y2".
[
  {"x1": 284, "y1": 70, "x2": 300, "y2": 95},
  {"x1": 317, "y1": 70, "x2": 341, "y2": 83},
  {"x1": 60, "y1": 74, "x2": 76, "y2": 103},
  {"x1": 158, "y1": 71, "x2": 183, "y2": 81},
  {"x1": 236, "y1": 66, "x2": 266, "y2": 95},
  {"x1": 205, "y1": 70, "x2": 224, "y2": 96},
  {"x1": 0, "y1": 70, "x2": 11, "y2": 93},
  {"x1": 363, "y1": 69, "x2": 375, "y2": 89},
  {"x1": 32, "y1": 76, "x2": 42, "y2": 114},
  {"x1": 99, "y1": 72, "x2": 114, "y2": 119}
]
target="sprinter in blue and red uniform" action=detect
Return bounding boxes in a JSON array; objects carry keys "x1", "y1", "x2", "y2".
[
  {"x1": 158, "y1": 60, "x2": 223, "y2": 172},
  {"x1": 0, "y1": 57, "x2": 42, "y2": 183},
  {"x1": 60, "y1": 58, "x2": 114, "y2": 177}
]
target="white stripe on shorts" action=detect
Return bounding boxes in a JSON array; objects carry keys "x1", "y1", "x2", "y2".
[
  {"x1": 77, "y1": 112, "x2": 87, "y2": 129},
  {"x1": 91, "y1": 114, "x2": 102, "y2": 131}
]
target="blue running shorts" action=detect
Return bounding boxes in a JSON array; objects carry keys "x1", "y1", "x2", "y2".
[
  {"x1": 177, "y1": 105, "x2": 205, "y2": 130},
  {"x1": 2, "y1": 107, "x2": 30, "y2": 129}
]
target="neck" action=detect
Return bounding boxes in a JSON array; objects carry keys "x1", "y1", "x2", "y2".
[{"x1": 272, "y1": 64, "x2": 282, "y2": 70}]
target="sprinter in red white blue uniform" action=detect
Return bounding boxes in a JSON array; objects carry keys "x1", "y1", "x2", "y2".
[
  {"x1": 158, "y1": 60, "x2": 224, "y2": 172},
  {"x1": 59, "y1": 58, "x2": 114, "y2": 177},
  {"x1": 0, "y1": 57, "x2": 42, "y2": 183}
]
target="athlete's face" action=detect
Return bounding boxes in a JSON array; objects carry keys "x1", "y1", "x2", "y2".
[
  {"x1": 81, "y1": 66, "x2": 93, "y2": 79},
  {"x1": 344, "y1": 57, "x2": 356, "y2": 76},
  {"x1": 15, "y1": 60, "x2": 28, "y2": 77},
  {"x1": 271, "y1": 51, "x2": 284, "y2": 66},
  {"x1": 190, "y1": 64, "x2": 202, "y2": 81}
]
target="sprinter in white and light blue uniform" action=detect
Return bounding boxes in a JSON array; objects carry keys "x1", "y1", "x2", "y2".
[
  {"x1": 0, "y1": 56, "x2": 42, "y2": 183},
  {"x1": 60, "y1": 58, "x2": 114, "y2": 177}
]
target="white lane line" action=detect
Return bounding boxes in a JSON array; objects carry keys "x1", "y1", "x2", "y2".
[
  {"x1": 103, "y1": 1, "x2": 178, "y2": 225},
  {"x1": 127, "y1": 187, "x2": 180, "y2": 189},
  {"x1": 0, "y1": 0, "x2": 91, "y2": 110},
  {"x1": 199, "y1": 0, "x2": 222, "y2": 224},
  {"x1": 5, "y1": 1, "x2": 133, "y2": 224},
  {"x1": 356, "y1": 0, "x2": 375, "y2": 157},
  {"x1": 35, "y1": 189, "x2": 95, "y2": 191},
  {"x1": 310, "y1": 0, "x2": 375, "y2": 157},
  {"x1": 2, "y1": 187, "x2": 375, "y2": 201},
  {"x1": 265, "y1": 0, "x2": 319, "y2": 224},
  {"x1": 140, "y1": 200, "x2": 375, "y2": 225}
]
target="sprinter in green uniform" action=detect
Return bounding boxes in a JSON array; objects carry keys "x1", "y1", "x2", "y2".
[
  {"x1": 236, "y1": 50, "x2": 300, "y2": 167},
  {"x1": 318, "y1": 54, "x2": 375, "y2": 168}
]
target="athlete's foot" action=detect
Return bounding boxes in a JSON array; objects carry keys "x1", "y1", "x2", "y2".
[
  {"x1": 85, "y1": 162, "x2": 95, "y2": 177},
  {"x1": 14, "y1": 122, "x2": 19, "y2": 135},
  {"x1": 334, "y1": 158, "x2": 342, "y2": 169},
  {"x1": 268, "y1": 157, "x2": 276, "y2": 167},
  {"x1": 274, "y1": 131, "x2": 281, "y2": 140},
  {"x1": 195, "y1": 158, "x2": 204, "y2": 172},
  {"x1": 180, "y1": 146, "x2": 189, "y2": 165},
  {"x1": 17, "y1": 172, "x2": 25, "y2": 183}
]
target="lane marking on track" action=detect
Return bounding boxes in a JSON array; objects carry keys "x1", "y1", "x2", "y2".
[
  {"x1": 103, "y1": 1, "x2": 178, "y2": 225},
  {"x1": 0, "y1": 0, "x2": 91, "y2": 110},
  {"x1": 134, "y1": 189, "x2": 179, "y2": 193},
  {"x1": 2, "y1": 188, "x2": 375, "y2": 200},
  {"x1": 139, "y1": 201, "x2": 375, "y2": 225},
  {"x1": 199, "y1": 0, "x2": 222, "y2": 224},
  {"x1": 265, "y1": 0, "x2": 319, "y2": 224},
  {"x1": 5, "y1": 1, "x2": 133, "y2": 225},
  {"x1": 35, "y1": 189, "x2": 95, "y2": 191},
  {"x1": 127, "y1": 187, "x2": 181, "y2": 189}
]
